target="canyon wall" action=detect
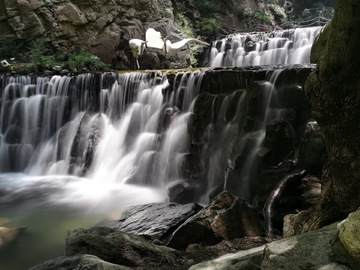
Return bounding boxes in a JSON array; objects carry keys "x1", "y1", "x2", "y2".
[{"x1": 0, "y1": 0, "x2": 334, "y2": 69}]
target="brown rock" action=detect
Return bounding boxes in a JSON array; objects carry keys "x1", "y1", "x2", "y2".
[{"x1": 167, "y1": 191, "x2": 263, "y2": 250}]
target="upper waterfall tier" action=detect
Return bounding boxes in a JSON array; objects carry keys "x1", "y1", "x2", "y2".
[{"x1": 204, "y1": 26, "x2": 322, "y2": 68}]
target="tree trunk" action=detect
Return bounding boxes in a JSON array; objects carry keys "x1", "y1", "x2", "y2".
[{"x1": 284, "y1": 0, "x2": 360, "y2": 237}]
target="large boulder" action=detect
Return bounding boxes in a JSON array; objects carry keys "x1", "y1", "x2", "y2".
[
  {"x1": 190, "y1": 222, "x2": 351, "y2": 270},
  {"x1": 167, "y1": 191, "x2": 263, "y2": 250},
  {"x1": 29, "y1": 254, "x2": 131, "y2": 270},
  {"x1": 66, "y1": 227, "x2": 177, "y2": 267},
  {"x1": 334, "y1": 208, "x2": 360, "y2": 268},
  {"x1": 261, "y1": 223, "x2": 349, "y2": 269},
  {"x1": 111, "y1": 202, "x2": 202, "y2": 242}
]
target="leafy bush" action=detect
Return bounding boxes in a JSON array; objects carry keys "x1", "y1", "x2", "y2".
[
  {"x1": 175, "y1": 12, "x2": 200, "y2": 66},
  {"x1": 27, "y1": 40, "x2": 57, "y2": 72},
  {"x1": 194, "y1": 0, "x2": 221, "y2": 15},
  {"x1": 66, "y1": 49, "x2": 110, "y2": 71},
  {"x1": 196, "y1": 18, "x2": 222, "y2": 36},
  {"x1": 24, "y1": 40, "x2": 110, "y2": 72},
  {"x1": 175, "y1": 12, "x2": 195, "y2": 38},
  {"x1": 0, "y1": 41, "x2": 26, "y2": 60},
  {"x1": 253, "y1": 11, "x2": 271, "y2": 21}
]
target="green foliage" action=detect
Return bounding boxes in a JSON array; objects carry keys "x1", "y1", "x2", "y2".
[
  {"x1": 194, "y1": 0, "x2": 221, "y2": 15},
  {"x1": 27, "y1": 40, "x2": 57, "y2": 72},
  {"x1": 175, "y1": 12, "x2": 195, "y2": 38},
  {"x1": 24, "y1": 39, "x2": 110, "y2": 72},
  {"x1": 66, "y1": 49, "x2": 110, "y2": 71},
  {"x1": 269, "y1": 4, "x2": 287, "y2": 19},
  {"x1": 253, "y1": 11, "x2": 271, "y2": 21},
  {"x1": 0, "y1": 41, "x2": 26, "y2": 60},
  {"x1": 175, "y1": 12, "x2": 200, "y2": 66},
  {"x1": 196, "y1": 18, "x2": 222, "y2": 36}
]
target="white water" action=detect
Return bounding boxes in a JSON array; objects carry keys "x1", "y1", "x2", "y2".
[
  {"x1": 0, "y1": 26, "x2": 319, "y2": 268},
  {"x1": 207, "y1": 26, "x2": 321, "y2": 67}
]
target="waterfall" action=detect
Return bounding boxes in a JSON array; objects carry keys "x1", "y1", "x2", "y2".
[
  {"x1": 0, "y1": 71, "x2": 208, "y2": 195},
  {"x1": 205, "y1": 26, "x2": 321, "y2": 67},
  {"x1": 0, "y1": 25, "x2": 320, "y2": 269}
]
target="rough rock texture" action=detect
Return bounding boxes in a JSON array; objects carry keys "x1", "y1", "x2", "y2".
[
  {"x1": 112, "y1": 202, "x2": 203, "y2": 242},
  {"x1": 188, "y1": 246, "x2": 264, "y2": 270},
  {"x1": 261, "y1": 223, "x2": 349, "y2": 269},
  {"x1": 284, "y1": 0, "x2": 360, "y2": 236},
  {"x1": 337, "y1": 208, "x2": 360, "y2": 263},
  {"x1": 0, "y1": 0, "x2": 335, "y2": 70},
  {"x1": 190, "y1": 222, "x2": 351, "y2": 270},
  {"x1": 0, "y1": 0, "x2": 190, "y2": 69},
  {"x1": 66, "y1": 227, "x2": 177, "y2": 267},
  {"x1": 29, "y1": 254, "x2": 131, "y2": 270},
  {"x1": 167, "y1": 191, "x2": 263, "y2": 250},
  {"x1": 297, "y1": 120, "x2": 327, "y2": 175}
]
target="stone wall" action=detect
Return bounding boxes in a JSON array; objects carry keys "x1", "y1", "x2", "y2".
[{"x1": 0, "y1": 0, "x2": 189, "y2": 69}]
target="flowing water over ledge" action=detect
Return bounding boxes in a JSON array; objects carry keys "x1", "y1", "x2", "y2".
[
  {"x1": 0, "y1": 64, "x2": 315, "y2": 268},
  {"x1": 203, "y1": 26, "x2": 321, "y2": 67}
]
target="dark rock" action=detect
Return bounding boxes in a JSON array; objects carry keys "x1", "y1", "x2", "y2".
[
  {"x1": 297, "y1": 121, "x2": 327, "y2": 175},
  {"x1": 299, "y1": 175, "x2": 321, "y2": 205},
  {"x1": 66, "y1": 227, "x2": 177, "y2": 267},
  {"x1": 167, "y1": 191, "x2": 263, "y2": 250},
  {"x1": 261, "y1": 118, "x2": 294, "y2": 167},
  {"x1": 167, "y1": 180, "x2": 199, "y2": 204},
  {"x1": 29, "y1": 254, "x2": 131, "y2": 270},
  {"x1": 4, "y1": 125, "x2": 23, "y2": 144},
  {"x1": 112, "y1": 202, "x2": 203, "y2": 242}
]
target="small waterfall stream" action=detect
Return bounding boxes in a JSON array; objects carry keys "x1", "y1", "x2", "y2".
[
  {"x1": 205, "y1": 26, "x2": 321, "y2": 67},
  {"x1": 0, "y1": 26, "x2": 320, "y2": 269}
]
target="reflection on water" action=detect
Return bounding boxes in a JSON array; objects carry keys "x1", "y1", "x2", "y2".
[{"x1": 0, "y1": 173, "x2": 167, "y2": 270}]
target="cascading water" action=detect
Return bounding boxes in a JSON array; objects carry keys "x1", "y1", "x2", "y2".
[
  {"x1": 0, "y1": 24, "x2": 321, "y2": 269},
  {"x1": 205, "y1": 26, "x2": 322, "y2": 67}
]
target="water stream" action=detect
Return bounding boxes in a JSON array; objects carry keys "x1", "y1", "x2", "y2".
[
  {"x1": 204, "y1": 26, "x2": 321, "y2": 67},
  {"x1": 0, "y1": 26, "x2": 320, "y2": 269}
]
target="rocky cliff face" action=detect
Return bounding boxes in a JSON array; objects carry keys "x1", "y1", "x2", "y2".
[
  {"x1": 0, "y1": 0, "x2": 188, "y2": 69},
  {"x1": 0, "y1": 0, "x2": 334, "y2": 70}
]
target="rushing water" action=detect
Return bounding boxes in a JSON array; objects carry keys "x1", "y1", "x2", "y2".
[
  {"x1": 0, "y1": 26, "x2": 319, "y2": 269},
  {"x1": 205, "y1": 26, "x2": 321, "y2": 67}
]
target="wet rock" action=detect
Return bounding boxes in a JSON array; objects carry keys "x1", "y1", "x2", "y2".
[
  {"x1": 66, "y1": 227, "x2": 177, "y2": 267},
  {"x1": 262, "y1": 118, "x2": 294, "y2": 167},
  {"x1": 167, "y1": 191, "x2": 263, "y2": 250},
  {"x1": 4, "y1": 125, "x2": 23, "y2": 144},
  {"x1": 0, "y1": 226, "x2": 26, "y2": 248},
  {"x1": 29, "y1": 254, "x2": 131, "y2": 270},
  {"x1": 167, "y1": 180, "x2": 199, "y2": 204},
  {"x1": 112, "y1": 202, "x2": 202, "y2": 242},
  {"x1": 297, "y1": 121, "x2": 327, "y2": 175}
]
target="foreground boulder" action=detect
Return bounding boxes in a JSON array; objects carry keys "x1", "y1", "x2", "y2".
[
  {"x1": 333, "y1": 208, "x2": 360, "y2": 269},
  {"x1": 66, "y1": 227, "x2": 177, "y2": 267},
  {"x1": 112, "y1": 202, "x2": 202, "y2": 242},
  {"x1": 29, "y1": 254, "x2": 131, "y2": 270},
  {"x1": 189, "y1": 222, "x2": 351, "y2": 270},
  {"x1": 167, "y1": 191, "x2": 263, "y2": 250}
]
